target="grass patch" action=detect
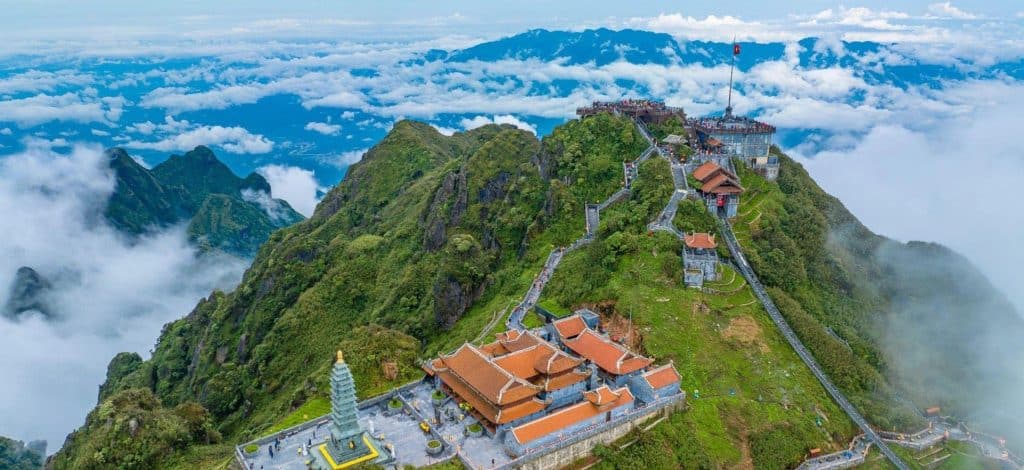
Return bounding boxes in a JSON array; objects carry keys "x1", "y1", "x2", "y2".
[{"x1": 267, "y1": 397, "x2": 330, "y2": 433}]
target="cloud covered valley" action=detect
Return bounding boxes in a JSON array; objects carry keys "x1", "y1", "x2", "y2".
[{"x1": 0, "y1": 143, "x2": 246, "y2": 450}]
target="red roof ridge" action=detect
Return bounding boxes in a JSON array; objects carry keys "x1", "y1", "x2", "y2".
[
  {"x1": 446, "y1": 342, "x2": 540, "y2": 403},
  {"x1": 642, "y1": 362, "x2": 682, "y2": 389},
  {"x1": 684, "y1": 232, "x2": 717, "y2": 249},
  {"x1": 510, "y1": 386, "x2": 634, "y2": 445}
]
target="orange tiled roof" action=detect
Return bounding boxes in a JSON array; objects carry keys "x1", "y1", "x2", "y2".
[
  {"x1": 692, "y1": 161, "x2": 720, "y2": 181},
  {"x1": 437, "y1": 367, "x2": 501, "y2": 422},
  {"x1": 701, "y1": 174, "x2": 743, "y2": 194},
  {"x1": 496, "y1": 398, "x2": 548, "y2": 424},
  {"x1": 684, "y1": 233, "x2": 717, "y2": 249},
  {"x1": 642, "y1": 363, "x2": 681, "y2": 389},
  {"x1": 437, "y1": 367, "x2": 547, "y2": 425},
  {"x1": 509, "y1": 386, "x2": 634, "y2": 445},
  {"x1": 563, "y1": 329, "x2": 653, "y2": 376},
  {"x1": 553, "y1": 315, "x2": 587, "y2": 339},
  {"x1": 583, "y1": 385, "x2": 624, "y2": 406},
  {"x1": 436, "y1": 343, "x2": 540, "y2": 405},
  {"x1": 544, "y1": 370, "x2": 590, "y2": 391},
  {"x1": 493, "y1": 339, "x2": 583, "y2": 381}
]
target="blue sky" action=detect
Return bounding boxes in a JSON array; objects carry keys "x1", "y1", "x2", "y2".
[{"x1": 3, "y1": 0, "x2": 1021, "y2": 44}]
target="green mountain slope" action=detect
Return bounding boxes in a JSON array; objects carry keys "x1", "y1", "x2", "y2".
[
  {"x1": 53, "y1": 115, "x2": 1024, "y2": 469},
  {"x1": 104, "y1": 146, "x2": 303, "y2": 257},
  {"x1": 728, "y1": 154, "x2": 1024, "y2": 442}
]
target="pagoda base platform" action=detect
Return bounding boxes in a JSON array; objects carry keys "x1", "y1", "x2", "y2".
[{"x1": 316, "y1": 433, "x2": 382, "y2": 470}]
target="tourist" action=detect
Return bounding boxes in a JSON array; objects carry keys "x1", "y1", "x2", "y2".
[{"x1": 268, "y1": 445, "x2": 274, "y2": 459}]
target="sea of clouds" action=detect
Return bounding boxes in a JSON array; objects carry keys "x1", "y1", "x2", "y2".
[
  {"x1": 0, "y1": 142, "x2": 246, "y2": 450},
  {"x1": 1, "y1": 0, "x2": 1023, "y2": 453}
]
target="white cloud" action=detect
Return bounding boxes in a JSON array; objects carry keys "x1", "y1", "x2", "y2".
[
  {"x1": 304, "y1": 121, "x2": 342, "y2": 136},
  {"x1": 126, "y1": 124, "x2": 274, "y2": 154},
  {"x1": 926, "y1": 2, "x2": 978, "y2": 19},
  {"x1": 431, "y1": 124, "x2": 459, "y2": 136},
  {"x1": 628, "y1": 13, "x2": 786, "y2": 42},
  {"x1": 333, "y1": 148, "x2": 369, "y2": 167},
  {"x1": 256, "y1": 164, "x2": 322, "y2": 217},
  {"x1": 0, "y1": 93, "x2": 121, "y2": 127},
  {"x1": 0, "y1": 70, "x2": 94, "y2": 95},
  {"x1": 90, "y1": 129, "x2": 110, "y2": 137},
  {"x1": 796, "y1": 81, "x2": 1024, "y2": 311},
  {"x1": 459, "y1": 114, "x2": 537, "y2": 134},
  {"x1": 0, "y1": 128, "x2": 12, "y2": 136},
  {"x1": 0, "y1": 144, "x2": 245, "y2": 451}
]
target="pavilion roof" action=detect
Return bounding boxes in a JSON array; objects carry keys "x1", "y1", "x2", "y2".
[
  {"x1": 563, "y1": 329, "x2": 652, "y2": 376},
  {"x1": 684, "y1": 233, "x2": 717, "y2": 249},
  {"x1": 435, "y1": 343, "x2": 540, "y2": 405},
  {"x1": 509, "y1": 386, "x2": 634, "y2": 445},
  {"x1": 552, "y1": 315, "x2": 587, "y2": 340},
  {"x1": 641, "y1": 363, "x2": 682, "y2": 389},
  {"x1": 700, "y1": 174, "x2": 744, "y2": 194},
  {"x1": 692, "y1": 161, "x2": 721, "y2": 181}
]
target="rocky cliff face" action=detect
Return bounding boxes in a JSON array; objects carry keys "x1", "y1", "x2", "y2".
[
  {"x1": 104, "y1": 146, "x2": 304, "y2": 257},
  {"x1": 3, "y1": 266, "x2": 54, "y2": 320}
]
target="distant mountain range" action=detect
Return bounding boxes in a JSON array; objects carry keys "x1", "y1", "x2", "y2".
[
  {"x1": 105, "y1": 146, "x2": 304, "y2": 258},
  {"x1": 425, "y1": 28, "x2": 1024, "y2": 88},
  {"x1": 3, "y1": 28, "x2": 1022, "y2": 183}
]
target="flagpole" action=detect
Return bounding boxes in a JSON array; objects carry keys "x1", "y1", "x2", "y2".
[{"x1": 726, "y1": 36, "x2": 736, "y2": 118}]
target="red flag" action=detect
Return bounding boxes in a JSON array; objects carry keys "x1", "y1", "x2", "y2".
[{"x1": 733, "y1": 43, "x2": 741, "y2": 55}]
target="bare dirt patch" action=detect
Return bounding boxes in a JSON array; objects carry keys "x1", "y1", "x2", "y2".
[
  {"x1": 601, "y1": 312, "x2": 644, "y2": 352},
  {"x1": 722, "y1": 315, "x2": 769, "y2": 353},
  {"x1": 724, "y1": 413, "x2": 755, "y2": 470}
]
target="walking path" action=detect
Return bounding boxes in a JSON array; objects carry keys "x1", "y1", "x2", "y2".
[
  {"x1": 506, "y1": 120, "x2": 657, "y2": 330},
  {"x1": 796, "y1": 435, "x2": 871, "y2": 470},
  {"x1": 716, "y1": 218, "x2": 910, "y2": 470}
]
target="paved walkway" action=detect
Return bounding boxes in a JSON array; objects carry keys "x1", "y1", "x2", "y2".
[
  {"x1": 506, "y1": 120, "x2": 658, "y2": 330},
  {"x1": 645, "y1": 138, "x2": 689, "y2": 239},
  {"x1": 797, "y1": 435, "x2": 871, "y2": 470}
]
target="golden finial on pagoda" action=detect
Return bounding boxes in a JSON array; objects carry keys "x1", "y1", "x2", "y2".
[{"x1": 336, "y1": 350, "x2": 345, "y2": 364}]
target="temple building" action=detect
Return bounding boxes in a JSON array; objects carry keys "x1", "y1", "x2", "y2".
[
  {"x1": 682, "y1": 232, "x2": 719, "y2": 287},
  {"x1": 423, "y1": 330, "x2": 591, "y2": 434},
  {"x1": 315, "y1": 351, "x2": 383, "y2": 470},
  {"x1": 692, "y1": 161, "x2": 743, "y2": 218},
  {"x1": 560, "y1": 328, "x2": 653, "y2": 387},
  {"x1": 422, "y1": 318, "x2": 685, "y2": 458},
  {"x1": 503, "y1": 385, "x2": 635, "y2": 456},
  {"x1": 691, "y1": 116, "x2": 778, "y2": 180},
  {"x1": 629, "y1": 363, "x2": 683, "y2": 403}
]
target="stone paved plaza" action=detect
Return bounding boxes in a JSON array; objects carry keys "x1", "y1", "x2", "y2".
[
  {"x1": 240, "y1": 381, "x2": 507, "y2": 470},
  {"x1": 405, "y1": 382, "x2": 511, "y2": 470}
]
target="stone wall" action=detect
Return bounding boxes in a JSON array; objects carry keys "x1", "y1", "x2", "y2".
[{"x1": 508, "y1": 397, "x2": 685, "y2": 470}]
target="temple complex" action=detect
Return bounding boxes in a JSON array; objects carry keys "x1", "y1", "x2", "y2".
[
  {"x1": 424, "y1": 330, "x2": 592, "y2": 434},
  {"x1": 682, "y1": 232, "x2": 719, "y2": 287},
  {"x1": 423, "y1": 314, "x2": 682, "y2": 458},
  {"x1": 692, "y1": 161, "x2": 743, "y2": 218}
]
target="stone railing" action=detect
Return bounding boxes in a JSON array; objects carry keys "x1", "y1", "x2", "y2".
[
  {"x1": 486, "y1": 393, "x2": 686, "y2": 470},
  {"x1": 234, "y1": 379, "x2": 425, "y2": 467}
]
